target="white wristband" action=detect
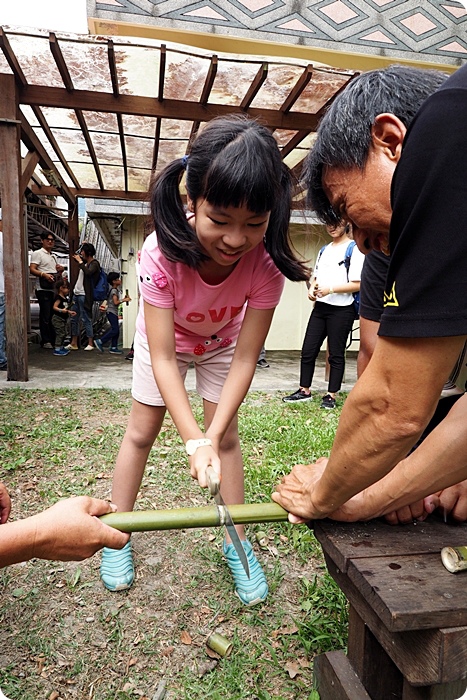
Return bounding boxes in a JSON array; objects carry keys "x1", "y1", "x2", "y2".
[{"x1": 185, "y1": 438, "x2": 212, "y2": 456}]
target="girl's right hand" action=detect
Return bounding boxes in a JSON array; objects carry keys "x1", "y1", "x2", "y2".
[{"x1": 189, "y1": 446, "x2": 221, "y2": 489}]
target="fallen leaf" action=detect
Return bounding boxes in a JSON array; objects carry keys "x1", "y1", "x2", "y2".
[
  {"x1": 285, "y1": 661, "x2": 301, "y2": 679},
  {"x1": 198, "y1": 659, "x2": 218, "y2": 677},
  {"x1": 206, "y1": 647, "x2": 220, "y2": 659},
  {"x1": 180, "y1": 630, "x2": 192, "y2": 645},
  {"x1": 161, "y1": 646, "x2": 174, "y2": 657},
  {"x1": 48, "y1": 692, "x2": 60, "y2": 700}
]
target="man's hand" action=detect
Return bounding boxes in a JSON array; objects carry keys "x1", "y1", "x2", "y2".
[
  {"x1": 272, "y1": 458, "x2": 330, "y2": 522},
  {"x1": 424, "y1": 480, "x2": 467, "y2": 523},
  {"x1": 0, "y1": 482, "x2": 11, "y2": 524},
  {"x1": 31, "y1": 496, "x2": 129, "y2": 561}
]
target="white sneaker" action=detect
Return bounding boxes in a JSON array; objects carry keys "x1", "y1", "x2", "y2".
[
  {"x1": 84, "y1": 345, "x2": 94, "y2": 351},
  {"x1": 42, "y1": 342, "x2": 53, "y2": 349},
  {"x1": 65, "y1": 344, "x2": 79, "y2": 351}
]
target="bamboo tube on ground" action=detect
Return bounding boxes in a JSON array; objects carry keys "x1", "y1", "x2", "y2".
[
  {"x1": 100, "y1": 502, "x2": 289, "y2": 533},
  {"x1": 441, "y1": 546, "x2": 467, "y2": 573}
]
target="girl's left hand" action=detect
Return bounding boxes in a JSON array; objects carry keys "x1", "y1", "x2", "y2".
[
  {"x1": 315, "y1": 285, "x2": 331, "y2": 298},
  {"x1": 190, "y1": 446, "x2": 221, "y2": 488}
]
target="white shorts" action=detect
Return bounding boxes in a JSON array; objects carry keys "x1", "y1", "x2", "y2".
[{"x1": 132, "y1": 331, "x2": 237, "y2": 406}]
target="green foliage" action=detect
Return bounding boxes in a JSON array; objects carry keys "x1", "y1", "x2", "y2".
[{"x1": 0, "y1": 387, "x2": 349, "y2": 700}]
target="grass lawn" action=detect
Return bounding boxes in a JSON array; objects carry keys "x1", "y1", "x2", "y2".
[{"x1": 0, "y1": 388, "x2": 349, "y2": 700}]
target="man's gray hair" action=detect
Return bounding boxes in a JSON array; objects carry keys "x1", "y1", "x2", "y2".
[{"x1": 303, "y1": 64, "x2": 448, "y2": 225}]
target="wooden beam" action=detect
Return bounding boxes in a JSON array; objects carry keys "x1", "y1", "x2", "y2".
[
  {"x1": 18, "y1": 85, "x2": 322, "y2": 131},
  {"x1": 20, "y1": 150, "x2": 40, "y2": 194},
  {"x1": 107, "y1": 39, "x2": 119, "y2": 98},
  {"x1": 49, "y1": 32, "x2": 74, "y2": 92},
  {"x1": 200, "y1": 55, "x2": 218, "y2": 106},
  {"x1": 240, "y1": 62, "x2": 268, "y2": 111},
  {"x1": 151, "y1": 117, "x2": 161, "y2": 172},
  {"x1": 20, "y1": 116, "x2": 74, "y2": 205},
  {"x1": 74, "y1": 110, "x2": 105, "y2": 191},
  {"x1": 0, "y1": 28, "x2": 27, "y2": 87},
  {"x1": 281, "y1": 130, "x2": 310, "y2": 159},
  {"x1": 280, "y1": 65, "x2": 313, "y2": 114},
  {"x1": 158, "y1": 44, "x2": 166, "y2": 103},
  {"x1": 0, "y1": 74, "x2": 29, "y2": 381},
  {"x1": 107, "y1": 41, "x2": 128, "y2": 191},
  {"x1": 31, "y1": 106, "x2": 81, "y2": 189}
]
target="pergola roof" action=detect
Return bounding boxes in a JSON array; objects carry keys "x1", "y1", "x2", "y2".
[{"x1": 0, "y1": 26, "x2": 359, "y2": 208}]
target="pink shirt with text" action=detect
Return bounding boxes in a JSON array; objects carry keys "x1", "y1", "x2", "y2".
[{"x1": 136, "y1": 232, "x2": 284, "y2": 355}]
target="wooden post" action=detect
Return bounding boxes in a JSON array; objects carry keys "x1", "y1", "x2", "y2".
[
  {"x1": 68, "y1": 201, "x2": 79, "y2": 289},
  {"x1": 0, "y1": 74, "x2": 28, "y2": 381}
]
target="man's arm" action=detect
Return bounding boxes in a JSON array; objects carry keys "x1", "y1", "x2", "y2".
[
  {"x1": 273, "y1": 334, "x2": 466, "y2": 520},
  {"x1": 0, "y1": 496, "x2": 129, "y2": 567}
]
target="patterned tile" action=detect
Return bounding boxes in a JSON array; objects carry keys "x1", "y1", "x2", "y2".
[
  {"x1": 89, "y1": 0, "x2": 467, "y2": 63},
  {"x1": 392, "y1": 7, "x2": 444, "y2": 41}
]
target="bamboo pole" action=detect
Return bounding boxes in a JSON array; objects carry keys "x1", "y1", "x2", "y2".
[{"x1": 100, "y1": 502, "x2": 289, "y2": 533}]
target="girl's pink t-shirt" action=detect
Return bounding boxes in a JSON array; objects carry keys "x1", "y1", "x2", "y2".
[{"x1": 136, "y1": 232, "x2": 284, "y2": 355}]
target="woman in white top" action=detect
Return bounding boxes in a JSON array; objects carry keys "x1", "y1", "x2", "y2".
[{"x1": 283, "y1": 223, "x2": 364, "y2": 409}]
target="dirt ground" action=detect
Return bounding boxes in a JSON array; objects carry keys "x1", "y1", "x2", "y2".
[{"x1": 0, "y1": 390, "x2": 327, "y2": 700}]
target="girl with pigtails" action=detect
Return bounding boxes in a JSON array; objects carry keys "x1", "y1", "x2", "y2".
[{"x1": 100, "y1": 114, "x2": 309, "y2": 605}]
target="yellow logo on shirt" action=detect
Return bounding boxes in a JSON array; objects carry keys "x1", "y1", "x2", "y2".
[{"x1": 383, "y1": 282, "x2": 399, "y2": 307}]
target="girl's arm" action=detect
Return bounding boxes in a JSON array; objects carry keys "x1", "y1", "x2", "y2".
[
  {"x1": 52, "y1": 298, "x2": 61, "y2": 312},
  {"x1": 205, "y1": 306, "x2": 275, "y2": 448},
  {"x1": 144, "y1": 302, "x2": 221, "y2": 483}
]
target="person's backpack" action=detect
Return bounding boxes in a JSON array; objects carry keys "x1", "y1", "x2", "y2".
[
  {"x1": 92, "y1": 266, "x2": 108, "y2": 302},
  {"x1": 341, "y1": 241, "x2": 360, "y2": 317}
]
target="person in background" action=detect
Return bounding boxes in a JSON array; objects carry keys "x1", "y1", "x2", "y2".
[
  {"x1": 66, "y1": 243, "x2": 100, "y2": 351},
  {"x1": 282, "y1": 223, "x2": 363, "y2": 409},
  {"x1": 256, "y1": 345, "x2": 269, "y2": 369},
  {"x1": 0, "y1": 480, "x2": 128, "y2": 568},
  {"x1": 52, "y1": 277, "x2": 76, "y2": 357},
  {"x1": 0, "y1": 230, "x2": 6, "y2": 371},
  {"x1": 29, "y1": 232, "x2": 64, "y2": 349},
  {"x1": 94, "y1": 272, "x2": 131, "y2": 355}
]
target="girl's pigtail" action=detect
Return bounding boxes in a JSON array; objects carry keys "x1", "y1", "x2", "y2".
[
  {"x1": 149, "y1": 159, "x2": 207, "y2": 268},
  {"x1": 264, "y1": 164, "x2": 311, "y2": 283}
]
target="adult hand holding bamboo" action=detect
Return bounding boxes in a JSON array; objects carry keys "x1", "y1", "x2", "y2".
[{"x1": 0, "y1": 495, "x2": 129, "y2": 568}]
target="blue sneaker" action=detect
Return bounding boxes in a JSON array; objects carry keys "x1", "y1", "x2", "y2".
[
  {"x1": 94, "y1": 338, "x2": 104, "y2": 353},
  {"x1": 109, "y1": 347, "x2": 123, "y2": 354},
  {"x1": 53, "y1": 347, "x2": 69, "y2": 356},
  {"x1": 100, "y1": 541, "x2": 134, "y2": 591},
  {"x1": 223, "y1": 539, "x2": 268, "y2": 606}
]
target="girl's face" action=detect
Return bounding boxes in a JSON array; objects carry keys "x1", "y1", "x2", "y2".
[
  {"x1": 113, "y1": 278, "x2": 122, "y2": 287},
  {"x1": 189, "y1": 198, "x2": 270, "y2": 269},
  {"x1": 60, "y1": 285, "x2": 69, "y2": 296}
]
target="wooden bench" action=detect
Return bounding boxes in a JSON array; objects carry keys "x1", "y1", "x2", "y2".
[{"x1": 312, "y1": 518, "x2": 467, "y2": 700}]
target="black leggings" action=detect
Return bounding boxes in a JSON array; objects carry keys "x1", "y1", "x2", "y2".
[{"x1": 300, "y1": 301, "x2": 356, "y2": 393}]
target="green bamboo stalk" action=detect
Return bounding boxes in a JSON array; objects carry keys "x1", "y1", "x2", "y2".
[{"x1": 100, "y1": 502, "x2": 289, "y2": 533}]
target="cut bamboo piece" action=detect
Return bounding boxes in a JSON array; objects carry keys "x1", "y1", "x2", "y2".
[
  {"x1": 100, "y1": 502, "x2": 289, "y2": 533},
  {"x1": 441, "y1": 545, "x2": 467, "y2": 573}
]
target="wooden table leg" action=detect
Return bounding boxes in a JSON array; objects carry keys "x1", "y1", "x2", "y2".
[
  {"x1": 347, "y1": 606, "x2": 403, "y2": 700},
  {"x1": 402, "y1": 679, "x2": 467, "y2": 699}
]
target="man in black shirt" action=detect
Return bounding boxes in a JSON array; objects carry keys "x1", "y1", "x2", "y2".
[{"x1": 273, "y1": 64, "x2": 467, "y2": 522}]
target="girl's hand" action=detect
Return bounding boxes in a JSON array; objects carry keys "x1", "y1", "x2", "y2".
[
  {"x1": 189, "y1": 446, "x2": 221, "y2": 488},
  {"x1": 68, "y1": 310, "x2": 77, "y2": 317}
]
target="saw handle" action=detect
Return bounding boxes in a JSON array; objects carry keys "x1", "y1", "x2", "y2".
[{"x1": 206, "y1": 466, "x2": 220, "y2": 497}]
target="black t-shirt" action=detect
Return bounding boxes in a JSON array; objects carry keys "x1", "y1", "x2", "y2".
[
  {"x1": 53, "y1": 294, "x2": 69, "y2": 320},
  {"x1": 360, "y1": 251, "x2": 389, "y2": 322},
  {"x1": 380, "y1": 63, "x2": 467, "y2": 338}
]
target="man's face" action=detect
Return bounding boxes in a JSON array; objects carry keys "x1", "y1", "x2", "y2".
[
  {"x1": 322, "y1": 148, "x2": 396, "y2": 255},
  {"x1": 322, "y1": 113, "x2": 407, "y2": 255},
  {"x1": 42, "y1": 235, "x2": 55, "y2": 251}
]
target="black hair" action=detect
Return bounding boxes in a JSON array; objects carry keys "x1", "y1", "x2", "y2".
[
  {"x1": 303, "y1": 65, "x2": 448, "y2": 225},
  {"x1": 55, "y1": 276, "x2": 69, "y2": 291},
  {"x1": 40, "y1": 231, "x2": 55, "y2": 241},
  {"x1": 149, "y1": 114, "x2": 309, "y2": 282},
  {"x1": 107, "y1": 271, "x2": 120, "y2": 285},
  {"x1": 80, "y1": 242, "x2": 96, "y2": 258}
]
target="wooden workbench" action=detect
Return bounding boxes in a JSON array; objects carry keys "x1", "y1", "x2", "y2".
[{"x1": 312, "y1": 517, "x2": 467, "y2": 700}]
